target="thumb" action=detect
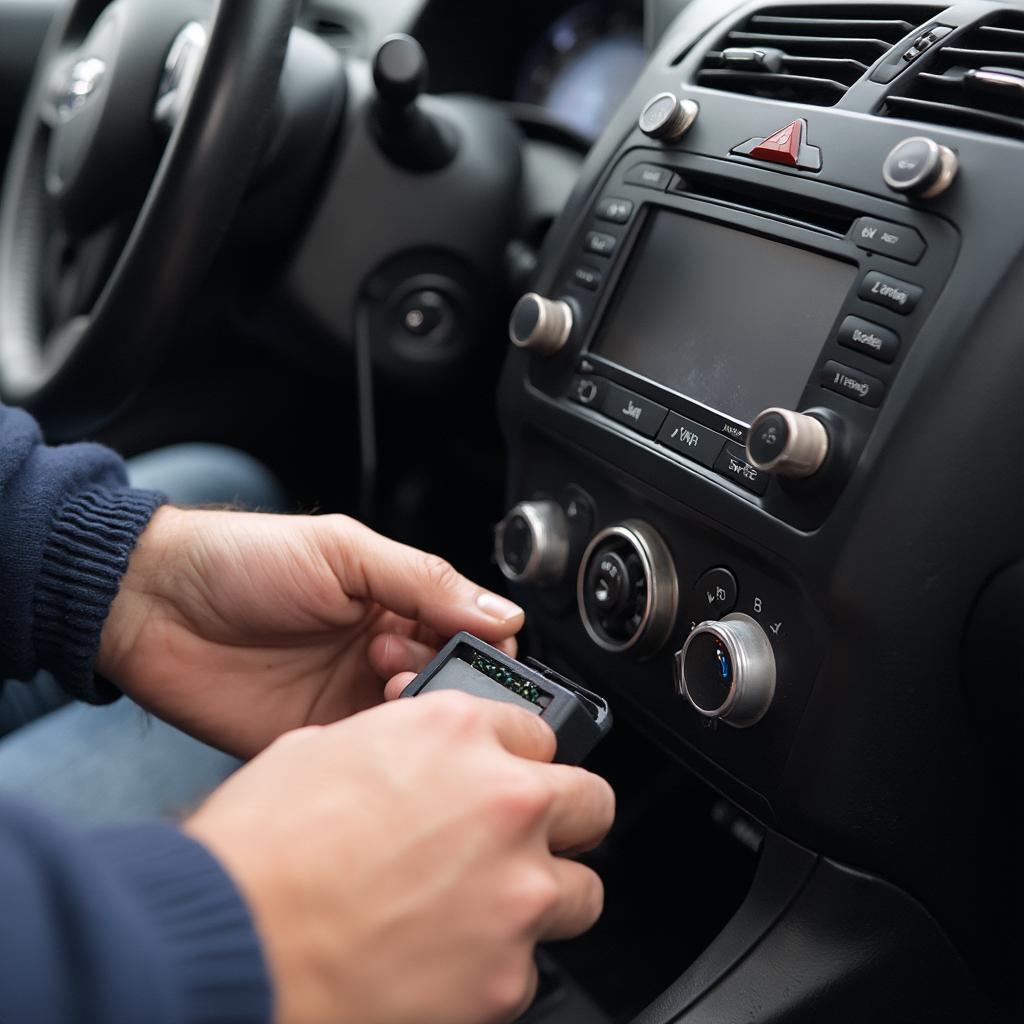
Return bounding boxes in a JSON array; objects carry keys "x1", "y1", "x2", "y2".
[{"x1": 323, "y1": 517, "x2": 525, "y2": 643}]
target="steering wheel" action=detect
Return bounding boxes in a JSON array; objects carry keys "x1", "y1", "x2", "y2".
[{"x1": 0, "y1": 0, "x2": 298, "y2": 433}]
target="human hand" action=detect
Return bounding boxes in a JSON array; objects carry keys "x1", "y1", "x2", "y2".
[
  {"x1": 98, "y1": 508, "x2": 524, "y2": 758},
  {"x1": 186, "y1": 692, "x2": 614, "y2": 1024}
]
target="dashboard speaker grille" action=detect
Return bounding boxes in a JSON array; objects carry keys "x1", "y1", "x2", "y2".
[
  {"x1": 883, "y1": 11, "x2": 1024, "y2": 139},
  {"x1": 695, "y1": 4, "x2": 944, "y2": 107}
]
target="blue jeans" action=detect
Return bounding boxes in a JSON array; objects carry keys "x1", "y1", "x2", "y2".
[{"x1": 0, "y1": 444, "x2": 289, "y2": 826}]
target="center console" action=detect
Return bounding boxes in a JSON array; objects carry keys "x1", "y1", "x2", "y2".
[{"x1": 497, "y1": 1, "x2": 1024, "y2": 1020}]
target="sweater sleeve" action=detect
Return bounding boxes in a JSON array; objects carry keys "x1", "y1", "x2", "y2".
[
  {"x1": 0, "y1": 798, "x2": 272, "y2": 1024},
  {"x1": 0, "y1": 403, "x2": 165, "y2": 702}
]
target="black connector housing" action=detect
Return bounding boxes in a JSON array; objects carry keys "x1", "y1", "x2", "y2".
[{"x1": 401, "y1": 632, "x2": 612, "y2": 765}]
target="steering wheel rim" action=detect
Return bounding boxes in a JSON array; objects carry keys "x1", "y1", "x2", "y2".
[{"x1": 0, "y1": 0, "x2": 299, "y2": 434}]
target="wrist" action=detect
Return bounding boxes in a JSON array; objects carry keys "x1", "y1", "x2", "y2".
[{"x1": 95, "y1": 504, "x2": 186, "y2": 683}]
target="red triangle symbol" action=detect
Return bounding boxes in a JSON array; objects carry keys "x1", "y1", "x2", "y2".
[{"x1": 750, "y1": 120, "x2": 803, "y2": 166}]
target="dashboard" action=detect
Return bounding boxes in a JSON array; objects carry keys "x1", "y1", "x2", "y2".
[{"x1": 495, "y1": 0, "x2": 1024, "y2": 1018}]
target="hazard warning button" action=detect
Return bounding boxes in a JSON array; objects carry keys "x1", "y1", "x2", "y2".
[{"x1": 732, "y1": 119, "x2": 822, "y2": 171}]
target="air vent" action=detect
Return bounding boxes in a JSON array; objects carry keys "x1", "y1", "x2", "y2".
[
  {"x1": 884, "y1": 11, "x2": 1024, "y2": 139},
  {"x1": 696, "y1": 4, "x2": 944, "y2": 107}
]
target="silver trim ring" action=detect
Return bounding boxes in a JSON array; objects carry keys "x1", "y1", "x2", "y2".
[
  {"x1": 882, "y1": 136, "x2": 958, "y2": 199},
  {"x1": 577, "y1": 521, "x2": 678, "y2": 657},
  {"x1": 494, "y1": 501, "x2": 569, "y2": 586},
  {"x1": 676, "y1": 614, "x2": 776, "y2": 728},
  {"x1": 747, "y1": 408, "x2": 829, "y2": 478}
]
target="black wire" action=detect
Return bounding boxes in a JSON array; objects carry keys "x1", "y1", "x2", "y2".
[{"x1": 354, "y1": 299, "x2": 378, "y2": 526}]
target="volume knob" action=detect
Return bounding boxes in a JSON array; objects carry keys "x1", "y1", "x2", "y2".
[
  {"x1": 883, "y1": 136, "x2": 958, "y2": 199},
  {"x1": 509, "y1": 294, "x2": 573, "y2": 355},
  {"x1": 746, "y1": 408, "x2": 830, "y2": 479}
]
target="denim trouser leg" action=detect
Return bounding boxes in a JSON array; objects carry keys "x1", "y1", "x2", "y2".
[{"x1": 0, "y1": 444, "x2": 288, "y2": 825}]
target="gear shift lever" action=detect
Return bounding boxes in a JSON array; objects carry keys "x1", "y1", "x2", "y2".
[{"x1": 371, "y1": 34, "x2": 457, "y2": 172}]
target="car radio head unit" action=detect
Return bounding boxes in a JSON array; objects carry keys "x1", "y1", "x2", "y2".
[
  {"x1": 590, "y1": 212, "x2": 857, "y2": 427},
  {"x1": 521, "y1": 149, "x2": 959, "y2": 526}
]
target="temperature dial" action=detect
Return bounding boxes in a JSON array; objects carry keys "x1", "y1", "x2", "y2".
[
  {"x1": 578, "y1": 521, "x2": 678, "y2": 656},
  {"x1": 509, "y1": 294, "x2": 573, "y2": 355},
  {"x1": 676, "y1": 614, "x2": 776, "y2": 727},
  {"x1": 495, "y1": 501, "x2": 569, "y2": 586},
  {"x1": 747, "y1": 408, "x2": 830, "y2": 479}
]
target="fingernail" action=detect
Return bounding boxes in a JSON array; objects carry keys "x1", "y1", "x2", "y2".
[{"x1": 476, "y1": 592, "x2": 524, "y2": 622}]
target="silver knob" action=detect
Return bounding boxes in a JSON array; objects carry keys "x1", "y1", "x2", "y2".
[
  {"x1": 676, "y1": 614, "x2": 776, "y2": 727},
  {"x1": 495, "y1": 501, "x2": 569, "y2": 586},
  {"x1": 638, "y1": 93, "x2": 699, "y2": 141},
  {"x1": 509, "y1": 294, "x2": 573, "y2": 355},
  {"x1": 578, "y1": 520, "x2": 678, "y2": 657},
  {"x1": 882, "y1": 136, "x2": 958, "y2": 199},
  {"x1": 746, "y1": 409, "x2": 830, "y2": 479}
]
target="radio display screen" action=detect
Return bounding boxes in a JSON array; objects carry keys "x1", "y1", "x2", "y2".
[{"x1": 590, "y1": 212, "x2": 857, "y2": 426}]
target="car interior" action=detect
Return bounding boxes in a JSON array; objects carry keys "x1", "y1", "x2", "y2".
[{"x1": 0, "y1": 0, "x2": 1021, "y2": 1020}]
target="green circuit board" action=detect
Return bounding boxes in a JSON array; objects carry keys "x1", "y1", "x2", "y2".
[{"x1": 468, "y1": 651, "x2": 544, "y2": 708}]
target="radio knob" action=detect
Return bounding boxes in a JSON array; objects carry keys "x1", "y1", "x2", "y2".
[
  {"x1": 495, "y1": 501, "x2": 569, "y2": 586},
  {"x1": 676, "y1": 614, "x2": 776, "y2": 727},
  {"x1": 638, "y1": 93, "x2": 699, "y2": 141},
  {"x1": 746, "y1": 408, "x2": 830, "y2": 479},
  {"x1": 509, "y1": 294, "x2": 573, "y2": 355},
  {"x1": 883, "y1": 136, "x2": 958, "y2": 199}
]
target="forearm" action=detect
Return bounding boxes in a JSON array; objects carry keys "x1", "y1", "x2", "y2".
[
  {"x1": 0, "y1": 798, "x2": 271, "y2": 1024},
  {"x1": 0, "y1": 403, "x2": 165, "y2": 699}
]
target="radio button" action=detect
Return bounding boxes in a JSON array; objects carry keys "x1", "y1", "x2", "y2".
[
  {"x1": 859, "y1": 271, "x2": 923, "y2": 315},
  {"x1": 695, "y1": 568, "x2": 738, "y2": 617},
  {"x1": 714, "y1": 442, "x2": 769, "y2": 496},
  {"x1": 820, "y1": 360, "x2": 885, "y2": 407},
  {"x1": 596, "y1": 197, "x2": 634, "y2": 224},
  {"x1": 657, "y1": 413, "x2": 726, "y2": 468},
  {"x1": 850, "y1": 217, "x2": 926, "y2": 264},
  {"x1": 838, "y1": 316, "x2": 900, "y2": 363},
  {"x1": 571, "y1": 375, "x2": 604, "y2": 408},
  {"x1": 585, "y1": 231, "x2": 618, "y2": 258},
  {"x1": 600, "y1": 382, "x2": 668, "y2": 438},
  {"x1": 625, "y1": 163, "x2": 672, "y2": 191},
  {"x1": 571, "y1": 266, "x2": 602, "y2": 291}
]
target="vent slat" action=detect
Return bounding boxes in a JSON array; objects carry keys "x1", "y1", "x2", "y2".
[
  {"x1": 749, "y1": 15, "x2": 916, "y2": 41},
  {"x1": 939, "y1": 48, "x2": 1024, "y2": 70},
  {"x1": 885, "y1": 95, "x2": 1024, "y2": 139},
  {"x1": 881, "y1": 11, "x2": 1024, "y2": 140},
  {"x1": 727, "y1": 31, "x2": 892, "y2": 58},
  {"x1": 976, "y1": 25, "x2": 1024, "y2": 50},
  {"x1": 697, "y1": 69, "x2": 849, "y2": 103},
  {"x1": 695, "y1": 4, "x2": 942, "y2": 108}
]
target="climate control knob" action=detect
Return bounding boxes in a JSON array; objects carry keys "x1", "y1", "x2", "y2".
[
  {"x1": 509, "y1": 293, "x2": 573, "y2": 355},
  {"x1": 746, "y1": 408, "x2": 830, "y2": 479},
  {"x1": 578, "y1": 521, "x2": 678, "y2": 656},
  {"x1": 676, "y1": 614, "x2": 776, "y2": 727},
  {"x1": 495, "y1": 501, "x2": 569, "y2": 586}
]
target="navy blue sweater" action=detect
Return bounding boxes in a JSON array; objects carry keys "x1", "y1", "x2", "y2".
[{"x1": 0, "y1": 404, "x2": 271, "y2": 1024}]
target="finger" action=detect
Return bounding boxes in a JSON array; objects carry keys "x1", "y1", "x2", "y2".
[
  {"x1": 538, "y1": 859, "x2": 605, "y2": 941},
  {"x1": 542, "y1": 766, "x2": 616, "y2": 854},
  {"x1": 326, "y1": 518, "x2": 525, "y2": 643},
  {"x1": 368, "y1": 633, "x2": 439, "y2": 680},
  {"x1": 475, "y1": 699, "x2": 557, "y2": 764},
  {"x1": 510, "y1": 959, "x2": 540, "y2": 1022},
  {"x1": 385, "y1": 672, "x2": 417, "y2": 701}
]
